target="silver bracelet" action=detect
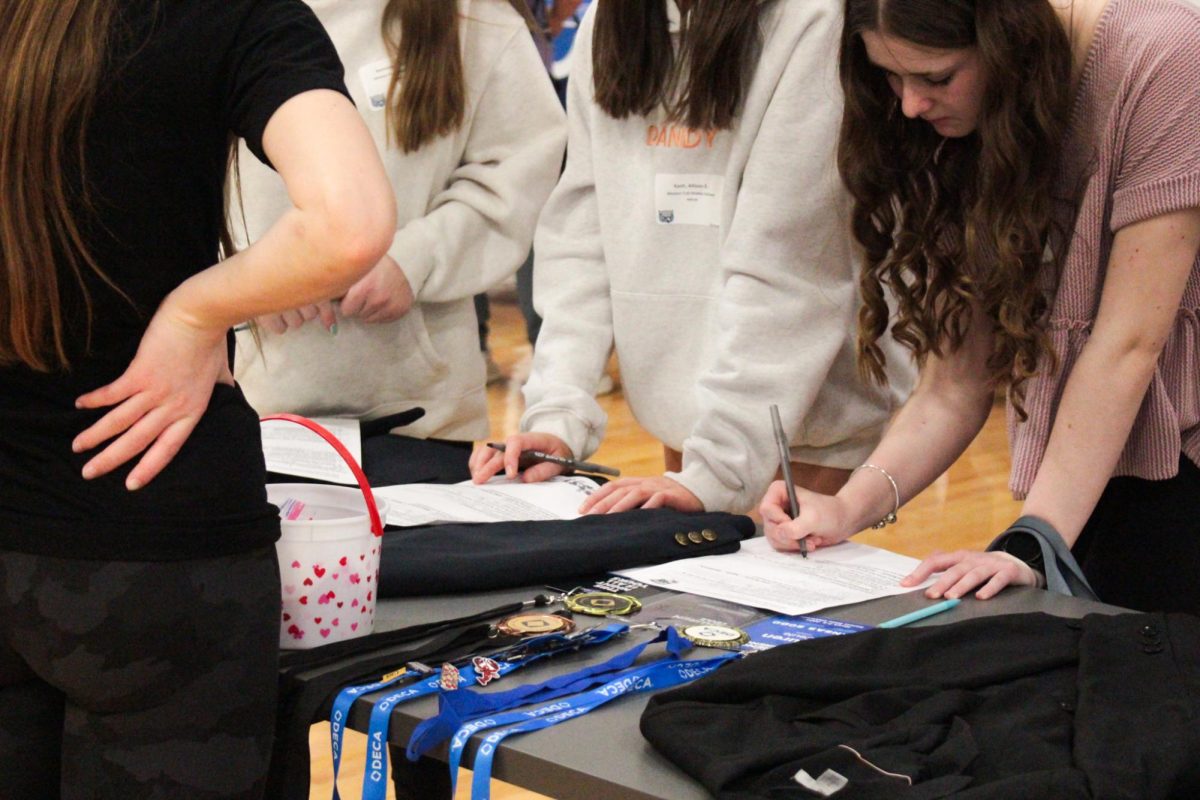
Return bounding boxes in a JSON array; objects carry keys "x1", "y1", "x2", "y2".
[{"x1": 852, "y1": 463, "x2": 899, "y2": 529}]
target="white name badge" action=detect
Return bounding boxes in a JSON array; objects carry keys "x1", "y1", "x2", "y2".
[
  {"x1": 654, "y1": 173, "x2": 723, "y2": 227},
  {"x1": 358, "y1": 58, "x2": 393, "y2": 112}
]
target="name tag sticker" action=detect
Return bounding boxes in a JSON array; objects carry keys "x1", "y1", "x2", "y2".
[
  {"x1": 655, "y1": 173, "x2": 723, "y2": 227},
  {"x1": 358, "y1": 58, "x2": 393, "y2": 111}
]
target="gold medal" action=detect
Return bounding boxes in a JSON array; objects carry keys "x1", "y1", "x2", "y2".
[
  {"x1": 496, "y1": 612, "x2": 575, "y2": 636},
  {"x1": 680, "y1": 623, "x2": 750, "y2": 650},
  {"x1": 563, "y1": 592, "x2": 643, "y2": 616}
]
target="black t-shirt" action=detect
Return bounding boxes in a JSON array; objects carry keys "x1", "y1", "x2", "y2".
[{"x1": 0, "y1": 0, "x2": 349, "y2": 560}]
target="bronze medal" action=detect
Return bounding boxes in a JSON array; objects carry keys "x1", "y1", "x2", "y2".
[
  {"x1": 496, "y1": 612, "x2": 575, "y2": 636},
  {"x1": 680, "y1": 623, "x2": 750, "y2": 650},
  {"x1": 563, "y1": 592, "x2": 642, "y2": 616}
]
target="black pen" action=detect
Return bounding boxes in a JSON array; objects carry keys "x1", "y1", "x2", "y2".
[
  {"x1": 769, "y1": 404, "x2": 807, "y2": 558},
  {"x1": 487, "y1": 442, "x2": 621, "y2": 478}
]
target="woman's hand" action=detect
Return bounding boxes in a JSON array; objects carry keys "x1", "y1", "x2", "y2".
[
  {"x1": 255, "y1": 299, "x2": 336, "y2": 334},
  {"x1": 338, "y1": 255, "x2": 414, "y2": 324},
  {"x1": 468, "y1": 432, "x2": 574, "y2": 483},
  {"x1": 901, "y1": 550, "x2": 1043, "y2": 600},
  {"x1": 579, "y1": 476, "x2": 703, "y2": 515},
  {"x1": 759, "y1": 480, "x2": 853, "y2": 553},
  {"x1": 73, "y1": 298, "x2": 233, "y2": 490}
]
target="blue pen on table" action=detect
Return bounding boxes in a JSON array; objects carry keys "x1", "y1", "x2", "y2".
[
  {"x1": 487, "y1": 442, "x2": 621, "y2": 477},
  {"x1": 769, "y1": 404, "x2": 806, "y2": 558},
  {"x1": 877, "y1": 598, "x2": 961, "y2": 629}
]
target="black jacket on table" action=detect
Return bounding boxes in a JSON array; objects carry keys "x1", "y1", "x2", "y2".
[{"x1": 641, "y1": 611, "x2": 1200, "y2": 799}]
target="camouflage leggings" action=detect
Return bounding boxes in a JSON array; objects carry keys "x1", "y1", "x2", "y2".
[{"x1": 0, "y1": 546, "x2": 281, "y2": 799}]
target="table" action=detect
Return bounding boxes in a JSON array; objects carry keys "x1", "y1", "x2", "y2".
[{"x1": 332, "y1": 584, "x2": 1125, "y2": 800}]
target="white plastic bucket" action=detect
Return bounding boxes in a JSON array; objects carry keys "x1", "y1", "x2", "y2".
[{"x1": 261, "y1": 414, "x2": 385, "y2": 650}]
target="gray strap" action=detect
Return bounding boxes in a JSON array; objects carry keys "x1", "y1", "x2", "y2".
[{"x1": 986, "y1": 515, "x2": 1098, "y2": 601}]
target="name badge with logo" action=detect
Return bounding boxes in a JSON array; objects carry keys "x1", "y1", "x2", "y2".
[
  {"x1": 655, "y1": 173, "x2": 723, "y2": 227},
  {"x1": 358, "y1": 57, "x2": 394, "y2": 112}
]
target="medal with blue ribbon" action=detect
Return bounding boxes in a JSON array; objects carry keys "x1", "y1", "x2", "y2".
[
  {"x1": 333, "y1": 622, "x2": 629, "y2": 800},
  {"x1": 407, "y1": 626, "x2": 739, "y2": 798}
]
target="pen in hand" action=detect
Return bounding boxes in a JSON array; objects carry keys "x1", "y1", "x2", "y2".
[
  {"x1": 769, "y1": 404, "x2": 807, "y2": 558},
  {"x1": 487, "y1": 443, "x2": 621, "y2": 478}
]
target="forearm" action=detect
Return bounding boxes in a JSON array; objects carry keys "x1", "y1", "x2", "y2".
[
  {"x1": 1024, "y1": 208, "x2": 1200, "y2": 544},
  {"x1": 166, "y1": 206, "x2": 390, "y2": 332},
  {"x1": 835, "y1": 368, "x2": 994, "y2": 535},
  {"x1": 167, "y1": 89, "x2": 395, "y2": 332},
  {"x1": 1021, "y1": 337, "x2": 1161, "y2": 545}
]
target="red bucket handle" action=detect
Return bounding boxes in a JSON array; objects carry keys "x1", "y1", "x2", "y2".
[{"x1": 260, "y1": 413, "x2": 384, "y2": 537}]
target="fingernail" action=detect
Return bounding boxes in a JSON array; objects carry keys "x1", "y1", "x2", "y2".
[
  {"x1": 81, "y1": 465, "x2": 96, "y2": 480},
  {"x1": 127, "y1": 477, "x2": 143, "y2": 491}
]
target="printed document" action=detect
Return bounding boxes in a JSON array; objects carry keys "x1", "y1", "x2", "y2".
[
  {"x1": 618, "y1": 537, "x2": 929, "y2": 616},
  {"x1": 374, "y1": 476, "x2": 599, "y2": 527},
  {"x1": 261, "y1": 417, "x2": 363, "y2": 486}
]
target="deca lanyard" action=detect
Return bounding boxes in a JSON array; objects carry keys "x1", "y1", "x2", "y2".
[
  {"x1": 338, "y1": 622, "x2": 629, "y2": 800},
  {"x1": 330, "y1": 660, "x2": 521, "y2": 800},
  {"x1": 457, "y1": 636, "x2": 740, "y2": 798},
  {"x1": 406, "y1": 624, "x2": 686, "y2": 763}
]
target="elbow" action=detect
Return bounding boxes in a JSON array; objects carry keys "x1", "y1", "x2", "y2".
[
  {"x1": 318, "y1": 181, "x2": 397, "y2": 282},
  {"x1": 1088, "y1": 330, "x2": 1166, "y2": 382}
]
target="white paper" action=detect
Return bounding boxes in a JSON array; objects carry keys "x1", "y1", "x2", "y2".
[
  {"x1": 260, "y1": 417, "x2": 363, "y2": 486},
  {"x1": 617, "y1": 537, "x2": 929, "y2": 616},
  {"x1": 655, "y1": 173, "x2": 723, "y2": 226},
  {"x1": 373, "y1": 476, "x2": 599, "y2": 527}
]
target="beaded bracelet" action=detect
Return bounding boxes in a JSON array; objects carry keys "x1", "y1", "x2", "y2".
[{"x1": 852, "y1": 463, "x2": 899, "y2": 529}]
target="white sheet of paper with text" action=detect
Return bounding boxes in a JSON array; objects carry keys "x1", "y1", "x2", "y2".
[
  {"x1": 374, "y1": 476, "x2": 599, "y2": 527},
  {"x1": 260, "y1": 417, "x2": 363, "y2": 486},
  {"x1": 617, "y1": 536, "x2": 930, "y2": 616}
]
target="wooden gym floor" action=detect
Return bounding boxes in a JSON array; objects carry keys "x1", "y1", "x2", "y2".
[{"x1": 308, "y1": 294, "x2": 1022, "y2": 799}]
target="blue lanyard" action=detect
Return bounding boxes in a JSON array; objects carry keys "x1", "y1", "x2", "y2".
[
  {"x1": 342, "y1": 661, "x2": 523, "y2": 800},
  {"x1": 458, "y1": 641, "x2": 739, "y2": 798},
  {"x1": 406, "y1": 625, "x2": 685, "y2": 762},
  {"x1": 330, "y1": 665, "x2": 431, "y2": 799},
  {"x1": 338, "y1": 622, "x2": 628, "y2": 800}
]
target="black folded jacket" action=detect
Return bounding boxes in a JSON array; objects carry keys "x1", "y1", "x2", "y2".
[
  {"x1": 378, "y1": 509, "x2": 756, "y2": 596},
  {"x1": 641, "y1": 611, "x2": 1200, "y2": 799}
]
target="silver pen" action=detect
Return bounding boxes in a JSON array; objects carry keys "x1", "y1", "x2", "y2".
[
  {"x1": 770, "y1": 404, "x2": 807, "y2": 558},
  {"x1": 487, "y1": 442, "x2": 621, "y2": 478}
]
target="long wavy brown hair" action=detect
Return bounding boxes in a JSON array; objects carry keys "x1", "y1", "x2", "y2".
[
  {"x1": 0, "y1": 0, "x2": 119, "y2": 371},
  {"x1": 382, "y1": 0, "x2": 537, "y2": 153},
  {"x1": 838, "y1": 0, "x2": 1072, "y2": 415},
  {"x1": 592, "y1": 0, "x2": 764, "y2": 129}
]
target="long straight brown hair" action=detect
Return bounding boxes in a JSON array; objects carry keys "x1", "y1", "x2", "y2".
[
  {"x1": 591, "y1": 0, "x2": 764, "y2": 130},
  {"x1": 0, "y1": 0, "x2": 118, "y2": 371},
  {"x1": 382, "y1": 0, "x2": 538, "y2": 153}
]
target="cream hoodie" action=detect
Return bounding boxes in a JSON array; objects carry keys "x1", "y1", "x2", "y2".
[
  {"x1": 522, "y1": 0, "x2": 914, "y2": 512},
  {"x1": 234, "y1": 0, "x2": 566, "y2": 441}
]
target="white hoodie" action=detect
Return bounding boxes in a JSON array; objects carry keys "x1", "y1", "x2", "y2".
[
  {"x1": 233, "y1": 0, "x2": 566, "y2": 441},
  {"x1": 522, "y1": 0, "x2": 914, "y2": 512}
]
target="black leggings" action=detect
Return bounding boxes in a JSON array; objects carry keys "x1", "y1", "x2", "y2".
[
  {"x1": 0, "y1": 546, "x2": 281, "y2": 799},
  {"x1": 1074, "y1": 455, "x2": 1200, "y2": 615}
]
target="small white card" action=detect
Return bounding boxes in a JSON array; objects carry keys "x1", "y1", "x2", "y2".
[
  {"x1": 260, "y1": 417, "x2": 363, "y2": 486},
  {"x1": 654, "y1": 173, "x2": 723, "y2": 226},
  {"x1": 358, "y1": 58, "x2": 393, "y2": 111}
]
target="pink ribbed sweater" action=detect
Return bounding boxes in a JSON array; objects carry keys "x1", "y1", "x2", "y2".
[{"x1": 1008, "y1": 0, "x2": 1200, "y2": 497}]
